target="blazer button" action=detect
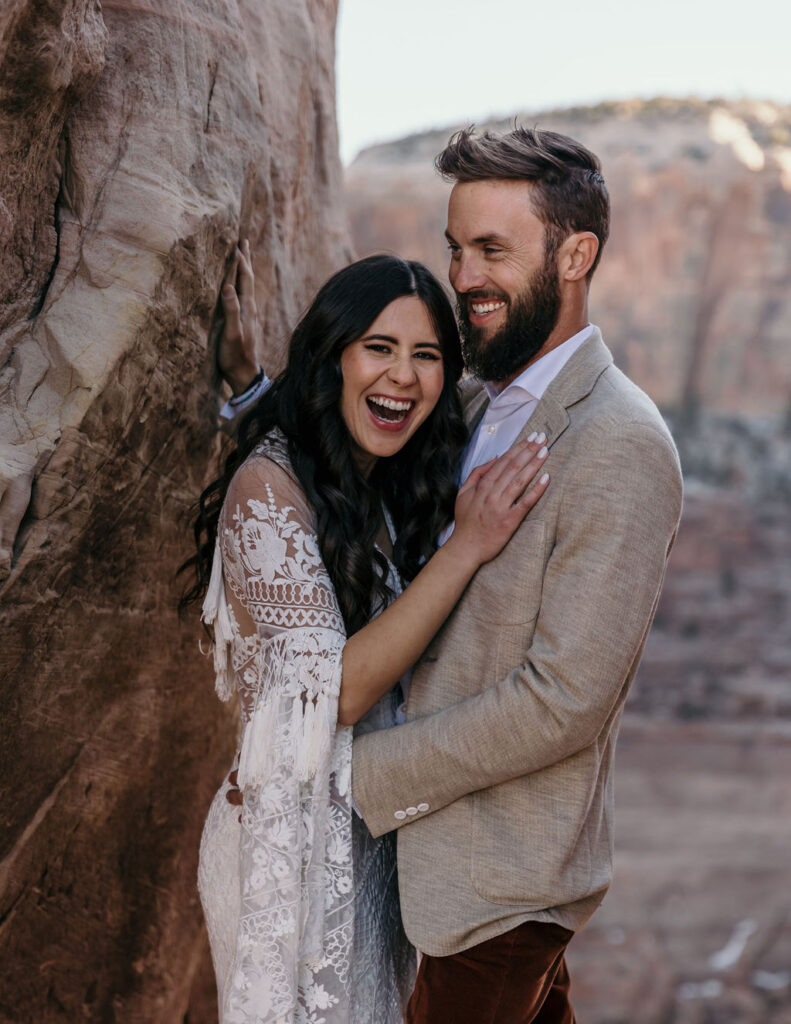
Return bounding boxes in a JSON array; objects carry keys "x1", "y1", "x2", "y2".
[
  {"x1": 394, "y1": 810, "x2": 407, "y2": 820},
  {"x1": 406, "y1": 806, "x2": 418, "y2": 816},
  {"x1": 417, "y1": 802, "x2": 429, "y2": 812}
]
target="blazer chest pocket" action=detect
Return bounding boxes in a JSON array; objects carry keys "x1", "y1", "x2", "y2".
[{"x1": 466, "y1": 519, "x2": 546, "y2": 626}]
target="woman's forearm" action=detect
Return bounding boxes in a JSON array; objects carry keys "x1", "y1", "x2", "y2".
[
  {"x1": 337, "y1": 538, "x2": 477, "y2": 725},
  {"x1": 337, "y1": 440, "x2": 549, "y2": 725}
]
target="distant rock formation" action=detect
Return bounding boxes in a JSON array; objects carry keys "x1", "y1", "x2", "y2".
[
  {"x1": 345, "y1": 98, "x2": 791, "y2": 421},
  {"x1": 0, "y1": 1, "x2": 348, "y2": 1020}
]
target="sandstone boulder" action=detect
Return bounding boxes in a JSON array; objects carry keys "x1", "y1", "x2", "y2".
[{"x1": 0, "y1": 1, "x2": 348, "y2": 1020}]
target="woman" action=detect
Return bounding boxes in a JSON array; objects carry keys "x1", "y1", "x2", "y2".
[{"x1": 187, "y1": 252, "x2": 549, "y2": 1024}]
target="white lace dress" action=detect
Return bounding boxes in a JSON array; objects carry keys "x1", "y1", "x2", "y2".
[{"x1": 198, "y1": 435, "x2": 415, "y2": 1024}]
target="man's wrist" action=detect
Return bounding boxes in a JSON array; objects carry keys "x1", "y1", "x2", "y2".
[
  {"x1": 226, "y1": 362, "x2": 262, "y2": 397},
  {"x1": 228, "y1": 366, "x2": 264, "y2": 403},
  {"x1": 219, "y1": 369, "x2": 271, "y2": 422}
]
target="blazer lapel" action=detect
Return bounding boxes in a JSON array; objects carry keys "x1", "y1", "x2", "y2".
[
  {"x1": 464, "y1": 386, "x2": 490, "y2": 438},
  {"x1": 515, "y1": 329, "x2": 613, "y2": 449},
  {"x1": 518, "y1": 393, "x2": 570, "y2": 450}
]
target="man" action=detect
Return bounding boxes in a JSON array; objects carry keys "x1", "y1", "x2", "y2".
[{"x1": 221, "y1": 127, "x2": 683, "y2": 1023}]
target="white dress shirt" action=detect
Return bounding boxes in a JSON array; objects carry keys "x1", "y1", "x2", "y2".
[
  {"x1": 439, "y1": 324, "x2": 595, "y2": 546},
  {"x1": 461, "y1": 324, "x2": 594, "y2": 481}
]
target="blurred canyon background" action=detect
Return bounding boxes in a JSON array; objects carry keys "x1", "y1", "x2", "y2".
[{"x1": 0, "y1": 1, "x2": 789, "y2": 1022}]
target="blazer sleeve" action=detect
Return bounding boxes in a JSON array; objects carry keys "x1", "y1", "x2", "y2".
[{"x1": 351, "y1": 418, "x2": 683, "y2": 838}]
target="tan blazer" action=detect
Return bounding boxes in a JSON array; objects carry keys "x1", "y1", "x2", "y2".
[{"x1": 352, "y1": 330, "x2": 683, "y2": 955}]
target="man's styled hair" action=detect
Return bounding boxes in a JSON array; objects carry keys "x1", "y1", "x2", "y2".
[{"x1": 436, "y1": 126, "x2": 610, "y2": 277}]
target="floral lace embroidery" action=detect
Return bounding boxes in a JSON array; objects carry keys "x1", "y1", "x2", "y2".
[
  {"x1": 222, "y1": 481, "x2": 344, "y2": 636},
  {"x1": 202, "y1": 440, "x2": 354, "y2": 1023}
]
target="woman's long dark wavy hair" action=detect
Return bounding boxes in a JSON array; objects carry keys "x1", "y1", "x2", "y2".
[{"x1": 183, "y1": 254, "x2": 467, "y2": 635}]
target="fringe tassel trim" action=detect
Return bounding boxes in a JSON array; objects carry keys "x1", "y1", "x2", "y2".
[
  {"x1": 237, "y1": 696, "x2": 279, "y2": 789},
  {"x1": 201, "y1": 540, "x2": 235, "y2": 702},
  {"x1": 236, "y1": 686, "x2": 338, "y2": 791},
  {"x1": 236, "y1": 633, "x2": 343, "y2": 791}
]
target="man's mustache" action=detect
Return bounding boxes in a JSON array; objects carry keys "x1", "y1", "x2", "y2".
[{"x1": 458, "y1": 291, "x2": 509, "y2": 303}]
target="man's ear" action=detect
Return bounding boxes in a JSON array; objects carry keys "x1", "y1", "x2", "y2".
[{"x1": 560, "y1": 232, "x2": 599, "y2": 282}]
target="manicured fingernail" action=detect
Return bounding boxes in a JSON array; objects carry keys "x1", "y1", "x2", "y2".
[
  {"x1": 538, "y1": 446, "x2": 548, "y2": 459},
  {"x1": 540, "y1": 473, "x2": 549, "y2": 484},
  {"x1": 536, "y1": 432, "x2": 546, "y2": 444},
  {"x1": 527, "y1": 431, "x2": 537, "y2": 442}
]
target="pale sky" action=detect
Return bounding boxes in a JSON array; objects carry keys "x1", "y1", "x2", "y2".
[{"x1": 336, "y1": 0, "x2": 791, "y2": 164}]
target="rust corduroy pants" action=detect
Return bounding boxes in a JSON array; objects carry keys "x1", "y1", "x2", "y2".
[{"x1": 405, "y1": 920, "x2": 576, "y2": 1024}]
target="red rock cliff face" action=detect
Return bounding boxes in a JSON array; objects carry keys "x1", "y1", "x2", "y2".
[
  {"x1": 345, "y1": 98, "x2": 791, "y2": 420},
  {"x1": 0, "y1": 1, "x2": 349, "y2": 1021}
]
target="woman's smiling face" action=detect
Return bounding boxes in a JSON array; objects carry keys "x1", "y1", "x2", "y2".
[{"x1": 339, "y1": 295, "x2": 446, "y2": 475}]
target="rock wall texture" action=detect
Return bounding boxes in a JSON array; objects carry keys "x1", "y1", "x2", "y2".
[
  {"x1": 345, "y1": 98, "x2": 791, "y2": 421},
  {"x1": 0, "y1": 1, "x2": 349, "y2": 1021}
]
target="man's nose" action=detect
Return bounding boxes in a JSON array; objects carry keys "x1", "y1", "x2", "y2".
[{"x1": 450, "y1": 253, "x2": 486, "y2": 294}]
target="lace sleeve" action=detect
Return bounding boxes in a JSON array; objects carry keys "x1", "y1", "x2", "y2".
[{"x1": 201, "y1": 446, "x2": 354, "y2": 1023}]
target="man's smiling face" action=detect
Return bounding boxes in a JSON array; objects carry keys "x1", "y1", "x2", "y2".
[{"x1": 446, "y1": 179, "x2": 562, "y2": 385}]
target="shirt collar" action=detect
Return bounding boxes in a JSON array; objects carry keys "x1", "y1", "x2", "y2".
[{"x1": 484, "y1": 324, "x2": 595, "y2": 406}]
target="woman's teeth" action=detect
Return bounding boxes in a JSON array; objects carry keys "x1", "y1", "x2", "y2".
[
  {"x1": 471, "y1": 300, "x2": 506, "y2": 314},
  {"x1": 366, "y1": 396, "x2": 414, "y2": 422}
]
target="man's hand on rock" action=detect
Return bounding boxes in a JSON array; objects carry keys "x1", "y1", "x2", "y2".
[{"x1": 217, "y1": 239, "x2": 261, "y2": 396}]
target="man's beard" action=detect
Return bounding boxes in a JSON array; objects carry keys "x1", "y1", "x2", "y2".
[{"x1": 457, "y1": 255, "x2": 561, "y2": 383}]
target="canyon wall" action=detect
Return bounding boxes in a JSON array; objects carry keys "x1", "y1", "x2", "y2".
[
  {"x1": 345, "y1": 98, "x2": 791, "y2": 421},
  {"x1": 0, "y1": 1, "x2": 349, "y2": 1021}
]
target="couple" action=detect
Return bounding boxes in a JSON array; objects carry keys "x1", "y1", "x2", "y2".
[{"x1": 188, "y1": 126, "x2": 683, "y2": 1024}]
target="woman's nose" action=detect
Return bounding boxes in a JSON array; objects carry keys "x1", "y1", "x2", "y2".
[{"x1": 387, "y1": 355, "x2": 417, "y2": 386}]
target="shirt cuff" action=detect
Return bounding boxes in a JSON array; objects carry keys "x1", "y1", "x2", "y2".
[{"x1": 219, "y1": 370, "x2": 271, "y2": 420}]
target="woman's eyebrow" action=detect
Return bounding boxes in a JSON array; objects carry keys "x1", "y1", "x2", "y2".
[{"x1": 359, "y1": 335, "x2": 441, "y2": 350}]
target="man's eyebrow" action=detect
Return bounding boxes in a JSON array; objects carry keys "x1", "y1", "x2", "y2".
[
  {"x1": 444, "y1": 230, "x2": 509, "y2": 246},
  {"x1": 473, "y1": 233, "x2": 509, "y2": 245}
]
